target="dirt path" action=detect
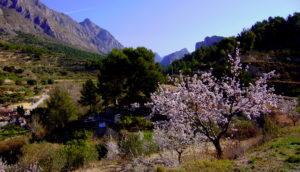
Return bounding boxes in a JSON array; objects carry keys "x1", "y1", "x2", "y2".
[{"x1": 30, "y1": 94, "x2": 49, "y2": 110}]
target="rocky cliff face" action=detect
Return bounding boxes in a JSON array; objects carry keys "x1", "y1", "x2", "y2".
[
  {"x1": 160, "y1": 48, "x2": 189, "y2": 66},
  {"x1": 0, "y1": 0, "x2": 123, "y2": 54},
  {"x1": 195, "y1": 36, "x2": 223, "y2": 50}
]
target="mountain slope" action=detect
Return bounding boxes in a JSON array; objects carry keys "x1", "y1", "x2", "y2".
[
  {"x1": 160, "y1": 48, "x2": 189, "y2": 66},
  {"x1": 195, "y1": 36, "x2": 224, "y2": 50},
  {"x1": 154, "y1": 53, "x2": 162, "y2": 63},
  {"x1": 0, "y1": 0, "x2": 123, "y2": 54}
]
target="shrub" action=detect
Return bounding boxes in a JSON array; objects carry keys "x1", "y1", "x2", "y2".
[
  {"x1": 121, "y1": 133, "x2": 145, "y2": 157},
  {"x1": 72, "y1": 130, "x2": 93, "y2": 140},
  {"x1": 118, "y1": 116, "x2": 152, "y2": 130},
  {"x1": 0, "y1": 78, "x2": 4, "y2": 85},
  {"x1": 27, "y1": 79, "x2": 37, "y2": 86},
  {"x1": 48, "y1": 78, "x2": 54, "y2": 84},
  {"x1": 19, "y1": 143, "x2": 66, "y2": 172},
  {"x1": 3, "y1": 66, "x2": 15, "y2": 73},
  {"x1": 120, "y1": 132, "x2": 158, "y2": 158},
  {"x1": 95, "y1": 142, "x2": 108, "y2": 160},
  {"x1": 63, "y1": 139, "x2": 98, "y2": 169},
  {"x1": 285, "y1": 155, "x2": 300, "y2": 163},
  {"x1": 0, "y1": 136, "x2": 28, "y2": 164},
  {"x1": 15, "y1": 80, "x2": 23, "y2": 85},
  {"x1": 262, "y1": 114, "x2": 280, "y2": 139},
  {"x1": 228, "y1": 120, "x2": 258, "y2": 140},
  {"x1": 15, "y1": 69, "x2": 24, "y2": 74},
  {"x1": 28, "y1": 114, "x2": 47, "y2": 141},
  {"x1": 60, "y1": 71, "x2": 68, "y2": 76},
  {"x1": 41, "y1": 79, "x2": 47, "y2": 85}
]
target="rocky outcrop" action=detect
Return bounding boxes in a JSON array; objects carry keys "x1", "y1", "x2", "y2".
[
  {"x1": 0, "y1": 0, "x2": 123, "y2": 54},
  {"x1": 160, "y1": 48, "x2": 189, "y2": 66},
  {"x1": 195, "y1": 36, "x2": 224, "y2": 50}
]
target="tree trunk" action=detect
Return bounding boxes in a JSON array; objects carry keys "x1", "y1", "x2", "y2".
[
  {"x1": 213, "y1": 140, "x2": 222, "y2": 159},
  {"x1": 177, "y1": 150, "x2": 183, "y2": 164}
]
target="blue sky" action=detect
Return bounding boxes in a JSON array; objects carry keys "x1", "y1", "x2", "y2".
[{"x1": 40, "y1": 0, "x2": 299, "y2": 56}]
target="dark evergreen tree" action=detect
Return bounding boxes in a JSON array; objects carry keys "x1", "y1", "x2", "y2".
[
  {"x1": 46, "y1": 86, "x2": 78, "y2": 130},
  {"x1": 97, "y1": 47, "x2": 164, "y2": 107},
  {"x1": 79, "y1": 79, "x2": 99, "y2": 112}
]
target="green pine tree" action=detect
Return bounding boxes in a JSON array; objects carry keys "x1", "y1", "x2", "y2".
[{"x1": 79, "y1": 79, "x2": 99, "y2": 112}]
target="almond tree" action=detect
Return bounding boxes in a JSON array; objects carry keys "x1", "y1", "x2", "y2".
[
  {"x1": 153, "y1": 121, "x2": 202, "y2": 164},
  {"x1": 281, "y1": 99, "x2": 300, "y2": 126},
  {"x1": 151, "y1": 48, "x2": 278, "y2": 158}
]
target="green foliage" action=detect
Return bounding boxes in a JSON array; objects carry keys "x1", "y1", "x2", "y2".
[
  {"x1": 120, "y1": 132, "x2": 158, "y2": 157},
  {"x1": 19, "y1": 143, "x2": 66, "y2": 172},
  {"x1": 72, "y1": 130, "x2": 93, "y2": 140},
  {"x1": 0, "y1": 125, "x2": 28, "y2": 141},
  {"x1": 63, "y1": 139, "x2": 98, "y2": 169},
  {"x1": 165, "y1": 13, "x2": 300, "y2": 79},
  {"x1": 182, "y1": 159, "x2": 235, "y2": 172},
  {"x1": 263, "y1": 115, "x2": 280, "y2": 138},
  {"x1": 237, "y1": 29, "x2": 256, "y2": 53},
  {"x1": 0, "y1": 78, "x2": 4, "y2": 85},
  {"x1": 46, "y1": 86, "x2": 78, "y2": 130},
  {"x1": 285, "y1": 155, "x2": 300, "y2": 163},
  {"x1": 117, "y1": 116, "x2": 152, "y2": 130},
  {"x1": 120, "y1": 133, "x2": 145, "y2": 157},
  {"x1": 98, "y1": 47, "x2": 164, "y2": 107},
  {"x1": 79, "y1": 79, "x2": 99, "y2": 112},
  {"x1": 15, "y1": 31, "x2": 105, "y2": 60},
  {"x1": 0, "y1": 92, "x2": 25, "y2": 104}
]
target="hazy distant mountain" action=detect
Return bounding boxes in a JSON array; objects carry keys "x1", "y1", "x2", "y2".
[
  {"x1": 195, "y1": 36, "x2": 223, "y2": 50},
  {"x1": 160, "y1": 48, "x2": 189, "y2": 66},
  {"x1": 154, "y1": 53, "x2": 162, "y2": 63},
  {"x1": 0, "y1": 0, "x2": 123, "y2": 54}
]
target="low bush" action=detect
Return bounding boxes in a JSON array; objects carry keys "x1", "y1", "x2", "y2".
[
  {"x1": 19, "y1": 143, "x2": 66, "y2": 172},
  {"x1": 228, "y1": 120, "x2": 258, "y2": 140},
  {"x1": 27, "y1": 79, "x2": 37, "y2": 86},
  {"x1": 63, "y1": 139, "x2": 98, "y2": 169},
  {"x1": 0, "y1": 125, "x2": 28, "y2": 141},
  {"x1": 0, "y1": 135, "x2": 28, "y2": 164},
  {"x1": 72, "y1": 130, "x2": 93, "y2": 140},
  {"x1": 95, "y1": 142, "x2": 108, "y2": 160},
  {"x1": 120, "y1": 132, "x2": 158, "y2": 158},
  {"x1": 285, "y1": 155, "x2": 300, "y2": 163},
  {"x1": 263, "y1": 114, "x2": 280, "y2": 139},
  {"x1": 0, "y1": 78, "x2": 4, "y2": 85},
  {"x1": 15, "y1": 79, "x2": 23, "y2": 85},
  {"x1": 118, "y1": 116, "x2": 152, "y2": 131},
  {"x1": 182, "y1": 159, "x2": 235, "y2": 172},
  {"x1": 48, "y1": 78, "x2": 54, "y2": 84}
]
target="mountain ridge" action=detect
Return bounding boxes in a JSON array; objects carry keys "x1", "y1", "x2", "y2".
[
  {"x1": 0, "y1": 0, "x2": 123, "y2": 54},
  {"x1": 195, "y1": 36, "x2": 224, "y2": 50},
  {"x1": 160, "y1": 48, "x2": 189, "y2": 66}
]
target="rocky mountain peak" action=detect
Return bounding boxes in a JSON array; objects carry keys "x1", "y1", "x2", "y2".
[
  {"x1": 160, "y1": 48, "x2": 189, "y2": 66},
  {"x1": 0, "y1": 0, "x2": 123, "y2": 54},
  {"x1": 195, "y1": 36, "x2": 224, "y2": 50}
]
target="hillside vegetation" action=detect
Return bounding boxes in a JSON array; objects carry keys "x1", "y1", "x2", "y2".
[
  {"x1": 0, "y1": 12, "x2": 299, "y2": 172},
  {"x1": 166, "y1": 13, "x2": 300, "y2": 96}
]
